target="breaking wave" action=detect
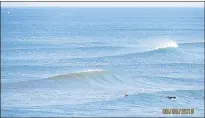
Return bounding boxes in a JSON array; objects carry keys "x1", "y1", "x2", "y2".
[{"x1": 154, "y1": 40, "x2": 178, "y2": 50}]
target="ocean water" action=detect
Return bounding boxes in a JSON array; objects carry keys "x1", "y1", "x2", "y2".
[{"x1": 1, "y1": 7, "x2": 204, "y2": 117}]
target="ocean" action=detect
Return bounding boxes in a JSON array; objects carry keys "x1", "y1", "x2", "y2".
[{"x1": 1, "y1": 7, "x2": 204, "y2": 117}]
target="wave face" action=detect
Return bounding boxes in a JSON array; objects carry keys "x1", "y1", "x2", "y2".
[
  {"x1": 1, "y1": 8, "x2": 204, "y2": 117},
  {"x1": 46, "y1": 69, "x2": 124, "y2": 88}
]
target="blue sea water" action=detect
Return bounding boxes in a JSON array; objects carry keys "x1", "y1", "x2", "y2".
[{"x1": 1, "y1": 7, "x2": 204, "y2": 117}]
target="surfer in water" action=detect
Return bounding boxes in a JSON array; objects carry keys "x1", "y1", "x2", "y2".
[
  {"x1": 124, "y1": 89, "x2": 128, "y2": 97},
  {"x1": 167, "y1": 96, "x2": 176, "y2": 100}
]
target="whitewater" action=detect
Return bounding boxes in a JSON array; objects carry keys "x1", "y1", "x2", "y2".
[{"x1": 1, "y1": 8, "x2": 204, "y2": 117}]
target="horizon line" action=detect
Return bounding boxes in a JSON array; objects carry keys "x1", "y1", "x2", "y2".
[{"x1": 1, "y1": 2, "x2": 204, "y2": 8}]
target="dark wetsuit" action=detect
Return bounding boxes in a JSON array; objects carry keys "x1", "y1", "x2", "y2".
[{"x1": 167, "y1": 96, "x2": 176, "y2": 100}]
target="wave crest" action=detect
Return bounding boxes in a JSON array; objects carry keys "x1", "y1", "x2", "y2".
[
  {"x1": 155, "y1": 40, "x2": 178, "y2": 50},
  {"x1": 46, "y1": 69, "x2": 123, "y2": 88},
  {"x1": 48, "y1": 69, "x2": 110, "y2": 79}
]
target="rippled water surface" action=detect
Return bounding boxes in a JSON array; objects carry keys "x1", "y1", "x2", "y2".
[{"x1": 1, "y1": 7, "x2": 204, "y2": 117}]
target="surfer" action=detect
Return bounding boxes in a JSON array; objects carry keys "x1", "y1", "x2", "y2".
[
  {"x1": 125, "y1": 93, "x2": 128, "y2": 97},
  {"x1": 167, "y1": 96, "x2": 176, "y2": 100}
]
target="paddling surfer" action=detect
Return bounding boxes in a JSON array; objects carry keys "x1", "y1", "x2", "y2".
[{"x1": 167, "y1": 96, "x2": 176, "y2": 100}]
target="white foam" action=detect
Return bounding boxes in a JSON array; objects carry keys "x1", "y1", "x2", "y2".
[
  {"x1": 80, "y1": 69, "x2": 106, "y2": 72},
  {"x1": 155, "y1": 40, "x2": 178, "y2": 50}
]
